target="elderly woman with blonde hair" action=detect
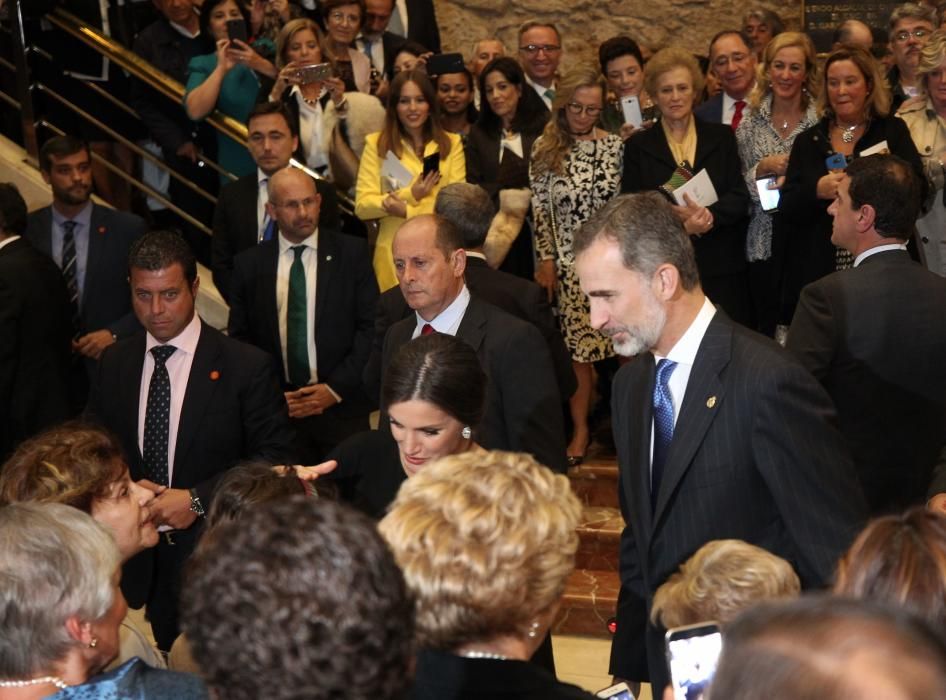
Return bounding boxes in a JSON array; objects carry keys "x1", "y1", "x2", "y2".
[
  {"x1": 650, "y1": 539, "x2": 801, "y2": 630},
  {"x1": 898, "y1": 29, "x2": 946, "y2": 276},
  {"x1": 379, "y1": 450, "x2": 595, "y2": 699}
]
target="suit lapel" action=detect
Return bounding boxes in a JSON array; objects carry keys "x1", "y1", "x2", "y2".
[
  {"x1": 314, "y1": 230, "x2": 336, "y2": 335},
  {"x1": 638, "y1": 127, "x2": 678, "y2": 171},
  {"x1": 625, "y1": 357, "x2": 656, "y2": 537},
  {"x1": 174, "y1": 322, "x2": 223, "y2": 473},
  {"x1": 120, "y1": 334, "x2": 147, "y2": 465},
  {"x1": 652, "y1": 315, "x2": 731, "y2": 526},
  {"x1": 261, "y1": 243, "x2": 282, "y2": 374},
  {"x1": 84, "y1": 205, "x2": 106, "y2": 313},
  {"x1": 33, "y1": 208, "x2": 55, "y2": 256},
  {"x1": 693, "y1": 120, "x2": 721, "y2": 170},
  {"x1": 455, "y1": 297, "x2": 486, "y2": 353},
  {"x1": 238, "y1": 176, "x2": 260, "y2": 249}
]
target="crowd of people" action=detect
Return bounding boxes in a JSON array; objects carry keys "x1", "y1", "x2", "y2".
[{"x1": 5, "y1": 0, "x2": 946, "y2": 698}]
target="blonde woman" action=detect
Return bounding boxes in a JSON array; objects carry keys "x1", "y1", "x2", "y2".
[
  {"x1": 736, "y1": 32, "x2": 819, "y2": 336},
  {"x1": 898, "y1": 30, "x2": 946, "y2": 276},
  {"x1": 379, "y1": 450, "x2": 593, "y2": 699},
  {"x1": 530, "y1": 65, "x2": 622, "y2": 466}
]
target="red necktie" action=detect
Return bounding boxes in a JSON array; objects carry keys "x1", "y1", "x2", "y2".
[
  {"x1": 731, "y1": 100, "x2": 746, "y2": 131},
  {"x1": 421, "y1": 323, "x2": 435, "y2": 336}
]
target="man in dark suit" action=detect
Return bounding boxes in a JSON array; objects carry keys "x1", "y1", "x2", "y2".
[
  {"x1": 573, "y1": 192, "x2": 866, "y2": 692},
  {"x1": 25, "y1": 136, "x2": 146, "y2": 407},
  {"x1": 517, "y1": 20, "x2": 562, "y2": 112},
  {"x1": 380, "y1": 214, "x2": 567, "y2": 473},
  {"x1": 0, "y1": 183, "x2": 73, "y2": 460},
  {"x1": 356, "y1": 0, "x2": 406, "y2": 90},
  {"x1": 211, "y1": 101, "x2": 340, "y2": 302},
  {"x1": 787, "y1": 155, "x2": 946, "y2": 514},
  {"x1": 228, "y1": 167, "x2": 378, "y2": 462},
  {"x1": 86, "y1": 231, "x2": 293, "y2": 650},
  {"x1": 385, "y1": 0, "x2": 441, "y2": 53},
  {"x1": 367, "y1": 182, "x2": 575, "y2": 403},
  {"x1": 693, "y1": 30, "x2": 756, "y2": 128}
]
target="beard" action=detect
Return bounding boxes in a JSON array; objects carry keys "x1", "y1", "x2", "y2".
[
  {"x1": 53, "y1": 183, "x2": 91, "y2": 206},
  {"x1": 603, "y1": 292, "x2": 666, "y2": 357}
]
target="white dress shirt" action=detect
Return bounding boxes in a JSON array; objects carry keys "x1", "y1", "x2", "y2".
[
  {"x1": 355, "y1": 34, "x2": 385, "y2": 72},
  {"x1": 292, "y1": 86, "x2": 329, "y2": 171},
  {"x1": 524, "y1": 74, "x2": 555, "y2": 109},
  {"x1": 276, "y1": 230, "x2": 319, "y2": 385},
  {"x1": 853, "y1": 243, "x2": 908, "y2": 267},
  {"x1": 499, "y1": 132, "x2": 524, "y2": 162},
  {"x1": 411, "y1": 285, "x2": 471, "y2": 338},
  {"x1": 257, "y1": 168, "x2": 272, "y2": 242},
  {"x1": 650, "y1": 296, "x2": 717, "y2": 468},
  {"x1": 722, "y1": 90, "x2": 751, "y2": 126},
  {"x1": 0, "y1": 235, "x2": 19, "y2": 251},
  {"x1": 137, "y1": 312, "x2": 202, "y2": 486}
]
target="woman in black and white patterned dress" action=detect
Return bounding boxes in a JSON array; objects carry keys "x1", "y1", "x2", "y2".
[{"x1": 530, "y1": 64, "x2": 623, "y2": 465}]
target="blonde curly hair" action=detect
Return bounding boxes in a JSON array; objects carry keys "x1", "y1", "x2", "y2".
[{"x1": 379, "y1": 450, "x2": 581, "y2": 650}]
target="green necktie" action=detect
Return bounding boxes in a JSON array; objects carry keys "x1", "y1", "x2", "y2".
[
  {"x1": 544, "y1": 88, "x2": 555, "y2": 102},
  {"x1": 287, "y1": 245, "x2": 310, "y2": 387}
]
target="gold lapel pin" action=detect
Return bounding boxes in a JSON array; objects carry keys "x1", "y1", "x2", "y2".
[{"x1": 706, "y1": 396, "x2": 717, "y2": 408}]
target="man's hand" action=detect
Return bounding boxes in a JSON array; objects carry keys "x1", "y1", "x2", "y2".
[
  {"x1": 73, "y1": 329, "x2": 116, "y2": 360},
  {"x1": 150, "y1": 487, "x2": 197, "y2": 530},
  {"x1": 136, "y1": 479, "x2": 167, "y2": 496},
  {"x1": 284, "y1": 384, "x2": 339, "y2": 418},
  {"x1": 175, "y1": 141, "x2": 199, "y2": 163}
]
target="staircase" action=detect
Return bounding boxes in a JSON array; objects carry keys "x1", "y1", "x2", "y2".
[{"x1": 556, "y1": 456, "x2": 622, "y2": 639}]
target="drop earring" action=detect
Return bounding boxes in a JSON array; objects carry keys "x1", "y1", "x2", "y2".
[
  {"x1": 89, "y1": 638, "x2": 98, "y2": 648},
  {"x1": 527, "y1": 621, "x2": 539, "y2": 638}
]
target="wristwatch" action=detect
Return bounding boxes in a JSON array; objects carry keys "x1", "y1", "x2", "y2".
[{"x1": 188, "y1": 488, "x2": 206, "y2": 518}]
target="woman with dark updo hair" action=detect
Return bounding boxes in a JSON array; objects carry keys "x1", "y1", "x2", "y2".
[{"x1": 326, "y1": 333, "x2": 487, "y2": 519}]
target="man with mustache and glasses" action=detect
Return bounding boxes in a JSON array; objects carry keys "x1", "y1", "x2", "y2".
[
  {"x1": 574, "y1": 191, "x2": 866, "y2": 696},
  {"x1": 228, "y1": 166, "x2": 378, "y2": 463},
  {"x1": 25, "y1": 135, "x2": 146, "y2": 410},
  {"x1": 886, "y1": 3, "x2": 937, "y2": 110}
]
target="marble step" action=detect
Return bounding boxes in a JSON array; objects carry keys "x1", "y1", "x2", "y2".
[
  {"x1": 575, "y1": 505, "x2": 622, "y2": 572},
  {"x1": 569, "y1": 458, "x2": 620, "y2": 510},
  {"x1": 555, "y1": 568, "x2": 621, "y2": 638}
]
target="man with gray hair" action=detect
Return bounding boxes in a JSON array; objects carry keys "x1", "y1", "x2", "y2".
[
  {"x1": 887, "y1": 2, "x2": 937, "y2": 109},
  {"x1": 832, "y1": 18, "x2": 875, "y2": 50},
  {"x1": 573, "y1": 192, "x2": 865, "y2": 693}
]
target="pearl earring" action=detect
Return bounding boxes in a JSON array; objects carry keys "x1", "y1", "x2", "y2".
[
  {"x1": 461, "y1": 426, "x2": 472, "y2": 439},
  {"x1": 528, "y1": 621, "x2": 539, "y2": 638},
  {"x1": 89, "y1": 638, "x2": 98, "y2": 648}
]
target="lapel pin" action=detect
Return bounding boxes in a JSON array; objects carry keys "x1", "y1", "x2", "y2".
[
  {"x1": 325, "y1": 255, "x2": 332, "y2": 261},
  {"x1": 97, "y1": 226, "x2": 106, "y2": 235},
  {"x1": 209, "y1": 370, "x2": 220, "y2": 381},
  {"x1": 706, "y1": 396, "x2": 717, "y2": 408}
]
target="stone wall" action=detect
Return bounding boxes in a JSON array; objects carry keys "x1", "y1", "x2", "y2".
[{"x1": 435, "y1": 0, "x2": 804, "y2": 65}]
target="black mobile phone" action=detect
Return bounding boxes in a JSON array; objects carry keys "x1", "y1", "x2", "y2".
[
  {"x1": 665, "y1": 621, "x2": 723, "y2": 700},
  {"x1": 422, "y1": 152, "x2": 441, "y2": 176},
  {"x1": 755, "y1": 174, "x2": 780, "y2": 213},
  {"x1": 425, "y1": 52, "x2": 465, "y2": 77},
  {"x1": 226, "y1": 18, "x2": 248, "y2": 44}
]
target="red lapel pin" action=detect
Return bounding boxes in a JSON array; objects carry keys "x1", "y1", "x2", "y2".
[
  {"x1": 97, "y1": 226, "x2": 106, "y2": 235},
  {"x1": 209, "y1": 370, "x2": 220, "y2": 381}
]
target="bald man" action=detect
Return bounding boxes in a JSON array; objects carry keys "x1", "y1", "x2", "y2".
[
  {"x1": 833, "y1": 19, "x2": 875, "y2": 50},
  {"x1": 228, "y1": 167, "x2": 379, "y2": 462}
]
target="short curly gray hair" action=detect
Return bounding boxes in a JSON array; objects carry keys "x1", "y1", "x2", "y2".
[{"x1": 0, "y1": 502, "x2": 120, "y2": 678}]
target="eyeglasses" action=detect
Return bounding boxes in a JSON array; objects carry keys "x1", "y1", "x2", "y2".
[
  {"x1": 566, "y1": 102, "x2": 602, "y2": 117},
  {"x1": 519, "y1": 44, "x2": 561, "y2": 55},
  {"x1": 328, "y1": 10, "x2": 360, "y2": 25},
  {"x1": 893, "y1": 28, "x2": 930, "y2": 43}
]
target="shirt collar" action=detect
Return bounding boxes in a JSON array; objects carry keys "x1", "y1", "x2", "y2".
[
  {"x1": 278, "y1": 229, "x2": 319, "y2": 254},
  {"x1": 854, "y1": 243, "x2": 908, "y2": 267},
  {"x1": 169, "y1": 21, "x2": 200, "y2": 38},
  {"x1": 257, "y1": 167, "x2": 270, "y2": 188},
  {"x1": 656, "y1": 296, "x2": 717, "y2": 368},
  {"x1": 465, "y1": 250, "x2": 487, "y2": 261},
  {"x1": 524, "y1": 73, "x2": 555, "y2": 94},
  {"x1": 415, "y1": 284, "x2": 470, "y2": 330},
  {"x1": 145, "y1": 312, "x2": 202, "y2": 355},
  {"x1": 52, "y1": 200, "x2": 93, "y2": 229},
  {"x1": 0, "y1": 235, "x2": 20, "y2": 251}
]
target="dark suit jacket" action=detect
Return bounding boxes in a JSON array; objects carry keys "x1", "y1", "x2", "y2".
[
  {"x1": 0, "y1": 238, "x2": 73, "y2": 459},
  {"x1": 465, "y1": 124, "x2": 542, "y2": 198},
  {"x1": 86, "y1": 321, "x2": 293, "y2": 602},
  {"x1": 404, "y1": 0, "x2": 440, "y2": 53},
  {"x1": 610, "y1": 311, "x2": 866, "y2": 687},
  {"x1": 381, "y1": 296, "x2": 567, "y2": 472},
  {"x1": 211, "y1": 172, "x2": 341, "y2": 301},
  {"x1": 621, "y1": 117, "x2": 750, "y2": 281},
  {"x1": 365, "y1": 258, "x2": 576, "y2": 401},
  {"x1": 786, "y1": 250, "x2": 946, "y2": 514},
  {"x1": 227, "y1": 229, "x2": 379, "y2": 415},
  {"x1": 693, "y1": 93, "x2": 724, "y2": 123},
  {"x1": 25, "y1": 204, "x2": 145, "y2": 338}
]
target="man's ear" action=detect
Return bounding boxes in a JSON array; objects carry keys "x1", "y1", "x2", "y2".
[
  {"x1": 652, "y1": 263, "x2": 680, "y2": 301},
  {"x1": 857, "y1": 203, "x2": 877, "y2": 233},
  {"x1": 452, "y1": 247, "x2": 467, "y2": 277}
]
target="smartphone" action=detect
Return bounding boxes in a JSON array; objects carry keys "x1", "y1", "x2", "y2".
[
  {"x1": 425, "y1": 52, "x2": 465, "y2": 76},
  {"x1": 825, "y1": 152, "x2": 848, "y2": 171},
  {"x1": 621, "y1": 95, "x2": 643, "y2": 128},
  {"x1": 226, "y1": 18, "x2": 248, "y2": 44},
  {"x1": 596, "y1": 681, "x2": 636, "y2": 700},
  {"x1": 422, "y1": 152, "x2": 441, "y2": 176},
  {"x1": 665, "y1": 622, "x2": 723, "y2": 700},
  {"x1": 293, "y1": 62, "x2": 333, "y2": 84},
  {"x1": 755, "y1": 175, "x2": 780, "y2": 213}
]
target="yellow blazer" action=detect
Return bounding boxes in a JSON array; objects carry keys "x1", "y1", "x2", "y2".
[{"x1": 355, "y1": 131, "x2": 466, "y2": 291}]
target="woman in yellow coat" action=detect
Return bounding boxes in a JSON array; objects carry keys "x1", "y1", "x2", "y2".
[{"x1": 356, "y1": 70, "x2": 466, "y2": 290}]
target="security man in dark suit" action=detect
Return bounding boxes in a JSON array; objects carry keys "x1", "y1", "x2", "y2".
[
  {"x1": 0, "y1": 183, "x2": 73, "y2": 460},
  {"x1": 367, "y1": 182, "x2": 575, "y2": 404},
  {"x1": 380, "y1": 214, "x2": 567, "y2": 473},
  {"x1": 787, "y1": 154, "x2": 946, "y2": 515},
  {"x1": 574, "y1": 192, "x2": 865, "y2": 693},
  {"x1": 228, "y1": 167, "x2": 379, "y2": 462},
  {"x1": 86, "y1": 231, "x2": 293, "y2": 650},
  {"x1": 211, "y1": 101, "x2": 340, "y2": 301}
]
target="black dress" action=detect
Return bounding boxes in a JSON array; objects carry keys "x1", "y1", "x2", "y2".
[
  {"x1": 410, "y1": 649, "x2": 596, "y2": 700},
  {"x1": 326, "y1": 430, "x2": 405, "y2": 520}
]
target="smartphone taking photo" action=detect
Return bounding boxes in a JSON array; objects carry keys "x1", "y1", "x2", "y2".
[
  {"x1": 621, "y1": 95, "x2": 643, "y2": 128},
  {"x1": 422, "y1": 152, "x2": 441, "y2": 176},
  {"x1": 755, "y1": 175, "x2": 780, "y2": 213},
  {"x1": 225, "y1": 18, "x2": 248, "y2": 44},
  {"x1": 665, "y1": 622, "x2": 722, "y2": 700}
]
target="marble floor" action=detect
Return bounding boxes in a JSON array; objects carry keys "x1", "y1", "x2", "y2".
[{"x1": 553, "y1": 634, "x2": 653, "y2": 700}]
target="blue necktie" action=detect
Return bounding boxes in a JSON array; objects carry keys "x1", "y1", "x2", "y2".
[
  {"x1": 262, "y1": 217, "x2": 276, "y2": 242},
  {"x1": 651, "y1": 359, "x2": 677, "y2": 511}
]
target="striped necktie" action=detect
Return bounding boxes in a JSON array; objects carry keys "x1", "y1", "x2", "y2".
[{"x1": 61, "y1": 220, "x2": 81, "y2": 336}]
